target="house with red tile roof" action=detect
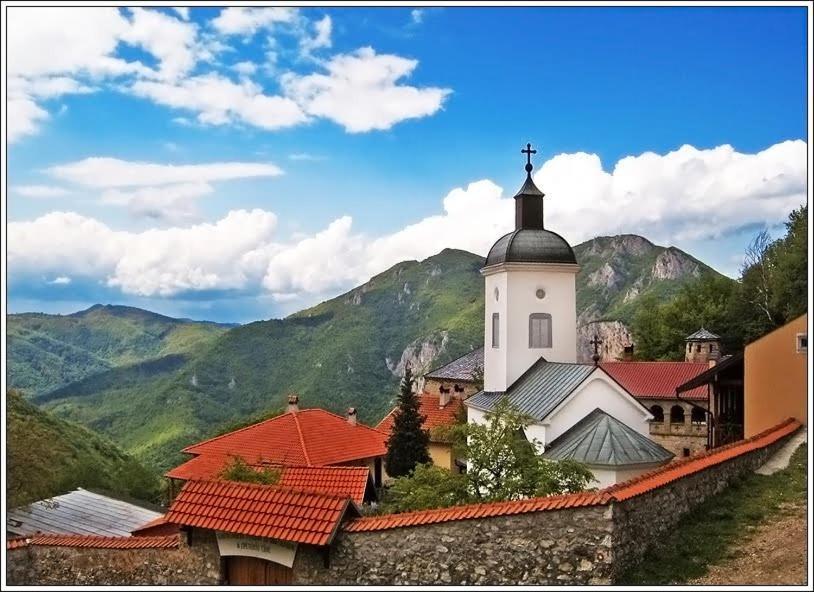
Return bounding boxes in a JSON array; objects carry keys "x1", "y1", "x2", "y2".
[
  {"x1": 166, "y1": 395, "x2": 387, "y2": 501},
  {"x1": 601, "y1": 360, "x2": 711, "y2": 457},
  {"x1": 377, "y1": 392, "x2": 465, "y2": 472}
]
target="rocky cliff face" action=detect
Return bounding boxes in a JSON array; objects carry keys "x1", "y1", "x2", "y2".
[
  {"x1": 576, "y1": 320, "x2": 634, "y2": 363},
  {"x1": 386, "y1": 331, "x2": 450, "y2": 378}
]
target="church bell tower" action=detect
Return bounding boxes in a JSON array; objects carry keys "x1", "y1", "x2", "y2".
[{"x1": 482, "y1": 144, "x2": 580, "y2": 392}]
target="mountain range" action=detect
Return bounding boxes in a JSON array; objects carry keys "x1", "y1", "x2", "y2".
[{"x1": 8, "y1": 234, "x2": 726, "y2": 471}]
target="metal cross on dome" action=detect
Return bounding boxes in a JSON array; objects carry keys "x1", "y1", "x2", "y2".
[{"x1": 521, "y1": 143, "x2": 537, "y2": 173}]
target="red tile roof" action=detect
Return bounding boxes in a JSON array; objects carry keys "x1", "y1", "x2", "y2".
[
  {"x1": 601, "y1": 361, "x2": 709, "y2": 400},
  {"x1": 166, "y1": 457, "x2": 371, "y2": 505},
  {"x1": 165, "y1": 480, "x2": 357, "y2": 546},
  {"x1": 376, "y1": 393, "x2": 463, "y2": 441},
  {"x1": 131, "y1": 515, "x2": 181, "y2": 537},
  {"x1": 343, "y1": 418, "x2": 801, "y2": 532},
  {"x1": 7, "y1": 534, "x2": 179, "y2": 550},
  {"x1": 181, "y1": 409, "x2": 387, "y2": 467}
]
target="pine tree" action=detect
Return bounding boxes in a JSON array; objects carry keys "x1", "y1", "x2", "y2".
[{"x1": 384, "y1": 366, "x2": 431, "y2": 477}]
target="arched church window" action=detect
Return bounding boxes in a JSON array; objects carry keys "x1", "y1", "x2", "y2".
[
  {"x1": 650, "y1": 405, "x2": 664, "y2": 423},
  {"x1": 691, "y1": 407, "x2": 706, "y2": 424},
  {"x1": 529, "y1": 313, "x2": 552, "y2": 348},
  {"x1": 491, "y1": 313, "x2": 500, "y2": 348},
  {"x1": 670, "y1": 405, "x2": 685, "y2": 424}
]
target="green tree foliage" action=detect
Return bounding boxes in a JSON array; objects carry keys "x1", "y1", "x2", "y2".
[
  {"x1": 632, "y1": 205, "x2": 808, "y2": 358},
  {"x1": 385, "y1": 366, "x2": 431, "y2": 477},
  {"x1": 382, "y1": 400, "x2": 595, "y2": 513},
  {"x1": 380, "y1": 464, "x2": 470, "y2": 513},
  {"x1": 218, "y1": 455, "x2": 280, "y2": 485}
]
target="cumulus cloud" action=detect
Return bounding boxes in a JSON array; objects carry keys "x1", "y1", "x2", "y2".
[
  {"x1": 211, "y1": 7, "x2": 298, "y2": 36},
  {"x1": 173, "y1": 7, "x2": 190, "y2": 21},
  {"x1": 11, "y1": 141, "x2": 805, "y2": 304},
  {"x1": 100, "y1": 182, "x2": 214, "y2": 222},
  {"x1": 130, "y1": 73, "x2": 308, "y2": 130},
  {"x1": 47, "y1": 157, "x2": 283, "y2": 188},
  {"x1": 282, "y1": 47, "x2": 452, "y2": 132},
  {"x1": 49, "y1": 276, "x2": 72, "y2": 285},
  {"x1": 7, "y1": 7, "x2": 450, "y2": 142},
  {"x1": 14, "y1": 185, "x2": 73, "y2": 198}
]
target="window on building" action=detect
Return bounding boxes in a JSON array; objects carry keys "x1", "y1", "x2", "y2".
[
  {"x1": 691, "y1": 407, "x2": 706, "y2": 424},
  {"x1": 683, "y1": 448, "x2": 691, "y2": 457},
  {"x1": 650, "y1": 405, "x2": 664, "y2": 423},
  {"x1": 670, "y1": 405, "x2": 685, "y2": 424},
  {"x1": 797, "y1": 333, "x2": 808, "y2": 354},
  {"x1": 695, "y1": 344, "x2": 701, "y2": 352},
  {"x1": 491, "y1": 313, "x2": 500, "y2": 348},
  {"x1": 528, "y1": 313, "x2": 552, "y2": 348}
]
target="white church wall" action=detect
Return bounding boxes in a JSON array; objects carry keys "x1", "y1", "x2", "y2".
[
  {"x1": 544, "y1": 374, "x2": 651, "y2": 443},
  {"x1": 588, "y1": 467, "x2": 618, "y2": 489},
  {"x1": 483, "y1": 272, "x2": 509, "y2": 392},
  {"x1": 524, "y1": 423, "x2": 547, "y2": 454}
]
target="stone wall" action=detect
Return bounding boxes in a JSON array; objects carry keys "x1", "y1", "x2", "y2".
[
  {"x1": 5, "y1": 531, "x2": 221, "y2": 586},
  {"x1": 609, "y1": 433, "x2": 790, "y2": 576},
  {"x1": 423, "y1": 377, "x2": 480, "y2": 399},
  {"x1": 294, "y1": 504, "x2": 614, "y2": 585}
]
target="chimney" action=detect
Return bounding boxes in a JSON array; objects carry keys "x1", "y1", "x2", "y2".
[
  {"x1": 439, "y1": 385, "x2": 451, "y2": 408},
  {"x1": 346, "y1": 407, "x2": 357, "y2": 425},
  {"x1": 287, "y1": 394, "x2": 299, "y2": 414},
  {"x1": 622, "y1": 344, "x2": 635, "y2": 362},
  {"x1": 708, "y1": 359, "x2": 717, "y2": 369}
]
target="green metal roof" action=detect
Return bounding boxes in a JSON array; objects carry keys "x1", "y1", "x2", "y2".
[
  {"x1": 466, "y1": 358, "x2": 595, "y2": 421},
  {"x1": 542, "y1": 408, "x2": 674, "y2": 467}
]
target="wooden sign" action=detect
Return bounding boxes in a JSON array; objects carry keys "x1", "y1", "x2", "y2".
[{"x1": 216, "y1": 532, "x2": 298, "y2": 567}]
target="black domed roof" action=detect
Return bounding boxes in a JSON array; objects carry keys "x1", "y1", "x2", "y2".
[{"x1": 485, "y1": 228, "x2": 577, "y2": 267}]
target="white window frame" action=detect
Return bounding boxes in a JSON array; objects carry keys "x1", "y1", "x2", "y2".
[{"x1": 797, "y1": 333, "x2": 807, "y2": 354}]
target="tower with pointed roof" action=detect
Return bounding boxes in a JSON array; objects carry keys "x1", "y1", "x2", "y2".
[
  {"x1": 685, "y1": 327, "x2": 722, "y2": 364},
  {"x1": 482, "y1": 144, "x2": 580, "y2": 392}
]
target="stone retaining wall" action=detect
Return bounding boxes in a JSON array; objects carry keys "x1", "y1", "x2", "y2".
[
  {"x1": 295, "y1": 504, "x2": 613, "y2": 585},
  {"x1": 5, "y1": 531, "x2": 220, "y2": 586},
  {"x1": 609, "y1": 432, "x2": 789, "y2": 576},
  {"x1": 6, "y1": 426, "x2": 799, "y2": 586}
]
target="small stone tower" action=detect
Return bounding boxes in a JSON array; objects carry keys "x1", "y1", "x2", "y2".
[{"x1": 685, "y1": 328, "x2": 722, "y2": 364}]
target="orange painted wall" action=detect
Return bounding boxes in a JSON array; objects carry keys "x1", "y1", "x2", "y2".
[{"x1": 744, "y1": 314, "x2": 808, "y2": 438}]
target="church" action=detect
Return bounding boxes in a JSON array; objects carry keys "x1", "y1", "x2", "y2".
[{"x1": 464, "y1": 144, "x2": 673, "y2": 488}]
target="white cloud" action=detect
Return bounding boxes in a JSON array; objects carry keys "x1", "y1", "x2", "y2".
[
  {"x1": 130, "y1": 73, "x2": 308, "y2": 130},
  {"x1": 299, "y1": 15, "x2": 332, "y2": 57},
  {"x1": 120, "y1": 7, "x2": 200, "y2": 81},
  {"x1": 14, "y1": 185, "x2": 73, "y2": 198},
  {"x1": 173, "y1": 7, "x2": 190, "y2": 21},
  {"x1": 49, "y1": 276, "x2": 72, "y2": 285},
  {"x1": 536, "y1": 140, "x2": 808, "y2": 244},
  {"x1": 232, "y1": 61, "x2": 258, "y2": 76},
  {"x1": 288, "y1": 153, "x2": 324, "y2": 161},
  {"x1": 9, "y1": 76, "x2": 95, "y2": 99},
  {"x1": 14, "y1": 142, "x2": 804, "y2": 304},
  {"x1": 100, "y1": 182, "x2": 214, "y2": 222},
  {"x1": 47, "y1": 157, "x2": 283, "y2": 188},
  {"x1": 411, "y1": 9, "x2": 424, "y2": 24},
  {"x1": 211, "y1": 7, "x2": 298, "y2": 36},
  {"x1": 8, "y1": 210, "x2": 279, "y2": 297},
  {"x1": 282, "y1": 47, "x2": 452, "y2": 132},
  {"x1": 7, "y1": 96, "x2": 49, "y2": 143}
]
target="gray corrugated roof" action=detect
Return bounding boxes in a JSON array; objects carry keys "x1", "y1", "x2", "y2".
[
  {"x1": 6, "y1": 489, "x2": 162, "y2": 538},
  {"x1": 686, "y1": 327, "x2": 720, "y2": 341},
  {"x1": 542, "y1": 408, "x2": 674, "y2": 467},
  {"x1": 466, "y1": 358, "x2": 595, "y2": 420},
  {"x1": 425, "y1": 347, "x2": 484, "y2": 380}
]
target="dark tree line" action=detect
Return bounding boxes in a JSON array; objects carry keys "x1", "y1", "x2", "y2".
[{"x1": 632, "y1": 205, "x2": 807, "y2": 360}]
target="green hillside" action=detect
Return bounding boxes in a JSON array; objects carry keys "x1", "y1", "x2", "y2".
[
  {"x1": 33, "y1": 237, "x2": 727, "y2": 471},
  {"x1": 8, "y1": 304, "x2": 231, "y2": 396},
  {"x1": 6, "y1": 390, "x2": 161, "y2": 508}
]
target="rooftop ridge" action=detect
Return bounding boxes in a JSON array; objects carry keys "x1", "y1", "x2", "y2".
[
  {"x1": 292, "y1": 412, "x2": 312, "y2": 466},
  {"x1": 8, "y1": 534, "x2": 180, "y2": 550},
  {"x1": 179, "y1": 478, "x2": 354, "y2": 502}
]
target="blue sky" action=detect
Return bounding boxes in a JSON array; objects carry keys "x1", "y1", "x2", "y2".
[{"x1": 7, "y1": 6, "x2": 809, "y2": 323}]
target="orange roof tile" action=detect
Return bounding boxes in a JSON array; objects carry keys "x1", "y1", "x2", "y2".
[
  {"x1": 601, "y1": 361, "x2": 710, "y2": 400},
  {"x1": 166, "y1": 457, "x2": 371, "y2": 505},
  {"x1": 165, "y1": 480, "x2": 357, "y2": 546},
  {"x1": 181, "y1": 409, "x2": 387, "y2": 467},
  {"x1": 344, "y1": 418, "x2": 801, "y2": 533},
  {"x1": 376, "y1": 393, "x2": 463, "y2": 441},
  {"x1": 8, "y1": 534, "x2": 179, "y2": 550}
]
